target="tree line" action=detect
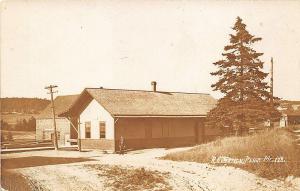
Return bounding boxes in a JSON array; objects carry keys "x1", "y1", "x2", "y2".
[
  {"x1": 1, "y1": 117, "x2": 36, "y2": 131},
  {"x1": 1, "y1": 98, "x2": 50, "y2": 114}
]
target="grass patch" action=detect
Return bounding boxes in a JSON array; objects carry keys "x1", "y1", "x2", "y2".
[
  {"x1": 163, "y1": 129, "x2": 300, "y2": 179},
  {"x1": 85, "y1": 164, "x2": 172, "y2": 191}
]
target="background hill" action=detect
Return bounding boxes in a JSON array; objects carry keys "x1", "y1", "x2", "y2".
[
  {"x1": 1, "y1": 97, "x2": 50, "y2": 131},
  {"x1": 1, "y1": 97, "x2": 50, "y2": 114}
]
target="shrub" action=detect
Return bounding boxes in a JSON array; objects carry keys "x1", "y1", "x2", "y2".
[{"x1": 85, "y1": 164, "x2": 171, "y2": 191}]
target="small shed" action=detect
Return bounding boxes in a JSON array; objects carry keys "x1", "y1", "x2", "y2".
[
  {"x1": 278, "y1": 101, "x2": 300, "y2": 127},
  {"x1": 36, "y1": 95, "x2": 79, "y2": 146}
]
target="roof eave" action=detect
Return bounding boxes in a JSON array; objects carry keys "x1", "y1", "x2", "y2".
[{"x1": 113, "y1": 115, "x2": 207, "y2": 118}]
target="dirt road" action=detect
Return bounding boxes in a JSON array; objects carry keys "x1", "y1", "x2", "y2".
[{"x1": 1, "y1": 148, "x2": 300, "y2": 191}]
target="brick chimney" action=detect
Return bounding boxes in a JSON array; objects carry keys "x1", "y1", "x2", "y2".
[{"x1": 151, "y1": 81, "x2": 157, "y2": 92}]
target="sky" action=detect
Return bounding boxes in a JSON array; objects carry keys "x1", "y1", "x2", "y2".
[{"x1": 1, "y1": 0, "x2": 300, "y2": 100}]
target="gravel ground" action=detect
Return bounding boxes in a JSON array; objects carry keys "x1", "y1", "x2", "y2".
[{"x1": 1, "y1": 147, "x2": 300, "y2": 191}]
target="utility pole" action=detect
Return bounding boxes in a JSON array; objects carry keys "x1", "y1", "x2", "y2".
[
  {"x1": 270, "y1": 57, "x2": 274, "y2": 128},
  {"x1": 270, "y1": 57, "x2": 274, "y2": 105},
  {"x1": 45, "y1": 85, "x2": 59, "y2": 150}
]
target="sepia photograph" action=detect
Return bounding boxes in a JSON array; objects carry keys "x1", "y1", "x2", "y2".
[{"x1": 1, "y1": 0, "x2": 300, "y2": 190}]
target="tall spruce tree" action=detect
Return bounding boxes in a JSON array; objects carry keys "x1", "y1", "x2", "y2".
[{"x1": 207, "y1": 17, "x2": 280, "y2": 135}]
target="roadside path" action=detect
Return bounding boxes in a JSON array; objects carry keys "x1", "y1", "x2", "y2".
[{"x1": 1, "y1": 148, "x2": 299, "y2": 191}]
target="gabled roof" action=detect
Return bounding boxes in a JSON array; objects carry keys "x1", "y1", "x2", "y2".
[
  {"x1": 37, "y1": 95, "x2": 79, "y2": 119},
  {"x1": 62, "y1": 88, "x2": 216, "y2": 117}
]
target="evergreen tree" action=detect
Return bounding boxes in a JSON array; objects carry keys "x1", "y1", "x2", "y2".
[
  {"x1": 207, "y1": 17, "x2": 280, "y2": 135},
  {"x1": 1, "y1": 120, "x2": 9, "y2": 130},
  {"x1": 27, "y1": 117, "x2": 36, "y2": 131}
]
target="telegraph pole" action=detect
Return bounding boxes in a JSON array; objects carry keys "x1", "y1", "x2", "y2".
[
  {"x1": 270, "y1": 57, "x2": 274, "y2": 128},
  {"x1": 45, "y1": 85, "x2": 59, "y2": 150},
  {"x1": 270, "y1": 57, "x2": 274, "y2": 105}
]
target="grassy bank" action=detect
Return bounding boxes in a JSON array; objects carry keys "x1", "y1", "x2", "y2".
[
  {"x1": 1, "y1": 170, "x2": 46, "y2": 191},
  {"x1": 163, "y1": 129, "x2": 300, "y2": 179}
]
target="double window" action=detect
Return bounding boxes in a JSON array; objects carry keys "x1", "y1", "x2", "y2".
[{"x1": 84, "y1": 121, "x2": 106, "y2": 139}]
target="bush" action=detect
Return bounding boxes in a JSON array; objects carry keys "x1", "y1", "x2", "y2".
[
  {"x1": 1, "y1": 120, "x2": 10, "y2": 130},
  {"x1": 14, "y1": 117, "x2": 36, "y2": 131},
  {"x1": 85, "y1": 164, "x2": 171, "y2": 191}
]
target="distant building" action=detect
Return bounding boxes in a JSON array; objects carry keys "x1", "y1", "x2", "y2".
[
  {"x1": 278, "y1": 100, "x2": 300, "y2": 127},
  {"x1": 36, "y1": 95, "x2": 79, "y2": 146},
  {"x1": 59, "y1": 82, "x2": 219, "y2": 152}
]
